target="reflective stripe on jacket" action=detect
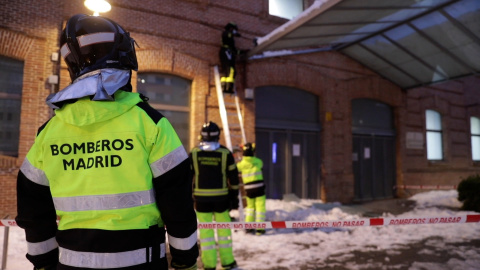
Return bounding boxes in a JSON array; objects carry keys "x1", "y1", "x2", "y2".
[{"x1": 237, "y1": 156, "x2": 263, "y2": 184}]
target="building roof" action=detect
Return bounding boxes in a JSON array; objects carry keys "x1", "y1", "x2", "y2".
[{"x1": 248, "y1": 0, "x2": 480, "y2": 89}]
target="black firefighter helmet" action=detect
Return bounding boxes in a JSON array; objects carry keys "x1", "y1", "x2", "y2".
[
  {"x1": 242, "y1": 142, "x2": 255, "y2": 156},
  {"x1": 200, "y1": 121, "x2": 221, "y2": 142},
  {"x1": 224, "y1": 22, "x2": 240, "y2": 37},
  {"x1": 60, "y1": 14, "x2": 138, "y2": 82}
]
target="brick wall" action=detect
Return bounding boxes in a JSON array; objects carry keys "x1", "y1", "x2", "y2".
[
  {"x1": 402, "y1": 77, "x2": 480, "y2": 190},
  {"x1": 0, "y1": 27, "x2": 49, "y2": 216},
  {"x1": 245, "y1": 53, "x2": 405, "y2": 202},
  {"x1": 0, "y1": 0, "x2": 285, "y2": 215}
]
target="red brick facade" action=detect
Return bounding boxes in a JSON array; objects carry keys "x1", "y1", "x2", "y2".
[{"x1": 1, "y1": 0, "x2": 479, "y2": 216}]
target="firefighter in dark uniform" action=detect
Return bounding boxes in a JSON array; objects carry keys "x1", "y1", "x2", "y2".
[
  {"x1": 190, "y1": 121, "x2": 239, "y2": 270},
  {"x1": 15, "y1": 14, "x2": 198, "y2": 270},
  {"x1": 236, "y1": 143, "x2": 266, "y2": 235},
  {"x1": 219, "y1": 22, "x2": 241, "y2": 94}
]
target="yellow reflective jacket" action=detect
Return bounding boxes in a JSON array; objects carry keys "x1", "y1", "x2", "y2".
[
  {"x1": 237, "y1": 156, "x2": 263, "y2": 184},
  {"x1": 16, "y1": 90, "x2": 198, "y2": 270},
  {"x1": 237, "y1": 156, "x2": 265, "y2": 198}
]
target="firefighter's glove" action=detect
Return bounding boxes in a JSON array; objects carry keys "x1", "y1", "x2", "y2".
[{"x1": 228, "y1": 189, "x2": 239, "y2": 210}]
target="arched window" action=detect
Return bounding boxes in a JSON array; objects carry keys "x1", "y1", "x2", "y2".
[
  {"x1": 137, "y1": 73, "x2": 191, "y2": 147},
  {"x1": 0, "y1": 56, "x2": 23, "y2": 157},
  {"x1": 425, "y1": 110, "x2": 443, "y2": 160},
  {"x1": 471, "y1": 116, "x2": 480, "y2": 161}
]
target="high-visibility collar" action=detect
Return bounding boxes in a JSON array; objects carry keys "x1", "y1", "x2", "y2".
[{"x1": 46, "y1": 68, "x2": 131, "y2": 109}]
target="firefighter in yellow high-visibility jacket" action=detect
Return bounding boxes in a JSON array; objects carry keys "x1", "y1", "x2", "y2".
[
  {"x1": 190, "y1": 121, "x2": 239, "y2": 270},
  {"x1": 236, "y1": 143, "x2": 266, "y2": 235},
  {"x1": 15, "y1": 14, "x2": 198, "y2": 270}
]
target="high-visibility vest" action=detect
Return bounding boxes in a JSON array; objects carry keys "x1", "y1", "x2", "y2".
[{"x1": 191, "y1": 146, "x2": 238, "y2": 197}]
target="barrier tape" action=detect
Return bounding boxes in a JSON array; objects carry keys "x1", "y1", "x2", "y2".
[
  {"x1": 2, "y1": 215, "x2": 479, "y2": 229},
  {"x1": 395, "y1": 185, "x2": 457, "y2": 190}
]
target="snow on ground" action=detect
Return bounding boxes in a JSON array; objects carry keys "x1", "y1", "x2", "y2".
[
  {"x1": 231, "y1": 190, "x2": 479, "y2": 270},
  {"x1": 1, "y1": 190, "x2": 479, "y2": 270}
]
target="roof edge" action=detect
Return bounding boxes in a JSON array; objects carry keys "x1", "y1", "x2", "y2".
[{"x1": 247, "y1": 0, "x2": 343, "y2": 58}]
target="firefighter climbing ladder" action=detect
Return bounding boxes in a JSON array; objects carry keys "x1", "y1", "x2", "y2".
[{"x1": 213, "y1": 65, "x2": 246, "y2": 222}]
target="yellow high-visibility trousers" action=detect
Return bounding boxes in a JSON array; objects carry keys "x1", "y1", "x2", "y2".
[
  {"x1": 245, "y1": 195, "x2": 266, "y2": 232},
  {"x1": 197, "y1": 210, "x2": 235, "y2": 268}
]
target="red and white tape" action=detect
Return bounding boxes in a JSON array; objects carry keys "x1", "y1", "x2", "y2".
[
  {"x1": 4, "y1": 215, "x2": 478, "y2": 229},
  {"x1": 0, "y1": 219, "x2": 18, "y2": 227},
  {"x1": 197, "y1": 215, "x2": 480, "y2": 229},
  {"x1": 395, "y1": 185, "x2": 457, "y2": 190}
]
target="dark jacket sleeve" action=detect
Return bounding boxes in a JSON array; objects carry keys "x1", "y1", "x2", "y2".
[
  {"x1": 226, "y1": 151, "x2": 240, "y2": 209},
  {"x1": 135, "y1": 103, "x2": 198, "y2": 269},
  {"x1": 153, "y1": 158, "x2": 199, "y2": 269},
  {"x1": 189, "y1": 152, "x2": 195, "y2": 189},
  {"x1": 16, "y1": 167, "x2": 59, "y2": 269},
  {"x1": 227, "y1": 151, "x2": 239, "y2": 188}
]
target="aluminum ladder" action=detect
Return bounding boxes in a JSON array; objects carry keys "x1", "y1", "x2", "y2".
[{"x1": 213, "y1": 65, "x2": 246, "y2": 222}]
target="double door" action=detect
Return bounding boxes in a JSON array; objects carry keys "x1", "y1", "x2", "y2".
[
  {"x1": 352, "y1": 134, "x2": 396, "y2": 201},
  {"x1": 256, "y1": 129, "x2": 320, "y2": 199}
]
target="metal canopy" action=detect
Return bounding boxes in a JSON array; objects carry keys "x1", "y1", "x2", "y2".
[{"x1": 248, "y1": 0, "x2": 480, "y2": 89}]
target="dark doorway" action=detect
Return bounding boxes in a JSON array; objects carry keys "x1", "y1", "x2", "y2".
[
  {"x1": 352, "y1": 99, "x2": 396, "y2": 201},
  {"x1": 255, "y1": 86, "x2": 321, "y2": 199}
]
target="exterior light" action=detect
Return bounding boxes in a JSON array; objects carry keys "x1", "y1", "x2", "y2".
[{"x1": 84, "y1": 0, "x2": 111, "y2": 16}]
